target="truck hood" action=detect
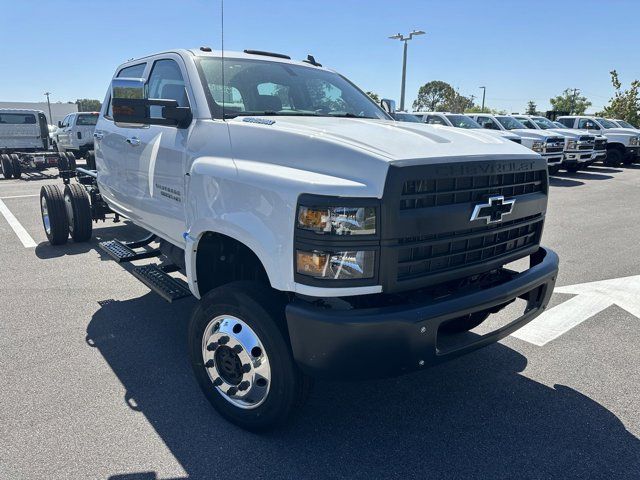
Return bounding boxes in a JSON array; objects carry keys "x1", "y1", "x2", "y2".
[
  {"x1": 510, "y1": 128, "x2": 562, "y2": 141},
  {"x1": 228, "y1": 116, "x2": 532, "y2": 162},
  {"x1": 602, "y1": 128, "x2": 640, "y2": 137}
]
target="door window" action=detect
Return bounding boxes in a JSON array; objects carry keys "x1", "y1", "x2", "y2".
[
  {"x1": 426, "y1": 115, "x2": 447, "y2": 125},
  {"x1": 557, "y1": 118, "x2": 574, "y2": 128},
  {"x1": 578, "y1": 118, "x2": 600, "y2": 130},
  {"x1": 147, "y1": 59, "x2": 189, "y2": 119},
  {"x1": 476, "y1": 117, "x2": 499, "y2": 130}
]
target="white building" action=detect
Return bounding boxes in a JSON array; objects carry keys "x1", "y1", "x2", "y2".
[{"x1": 0, "y1": 101, "x2": 78, "y2": 125}]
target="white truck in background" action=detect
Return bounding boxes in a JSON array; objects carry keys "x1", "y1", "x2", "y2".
[
  {"x1": 414, "y1": 112, "x2": 523, "y2": 143},
  {"x1": 0, "y1": 108, "x2": 64, "y2": 178},
  {"x1": 51, "y1": 112, "x2": 98, "y2": 158},
  {"x1": 556, "y1": 116, "x2": 640, "y2": 166},
  {"x1": 469, "y1": 114, "x2": 565, "y2": 174},
  {"x1": 514, "y1": 115, "x2": 596, "y2": 172},
  {"x1": 38, "y1": 47, "x2": 558, "y2": 431}
]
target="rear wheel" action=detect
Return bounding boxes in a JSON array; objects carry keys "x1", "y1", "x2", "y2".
[
  {"x1": 86, "y1": 150, "x2": 96, "y2": 170},
  {"x1": 40, "y1": 185, "x2": 69, "y2": 245},
  {"x1": 1, "y1": 154, "x2": 13, "y2": 179},
  {"x1": 9, "y1": 154, "x2": 21, "y2": 178},
  {"x1": 64, "y1": 152, "x2": 77, "y2": 171},
  {"x1": 189, "y1": 281, "x2": 311, "y2": 431},
  {"x1": 605, "y1": 148, "x2": 622, "y2": 167},
  {"x1": 63, "y1": 184, "x2": 92, "y2": 242}
]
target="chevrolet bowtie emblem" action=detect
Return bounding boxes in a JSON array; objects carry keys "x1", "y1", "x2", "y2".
[{"x1": 470, "y1": 195, "x2": 515, "y2": 224}]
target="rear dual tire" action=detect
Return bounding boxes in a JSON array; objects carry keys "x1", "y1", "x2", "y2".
[{"x1": 40, "y1": 183, "x2": 92, "y2": 245}]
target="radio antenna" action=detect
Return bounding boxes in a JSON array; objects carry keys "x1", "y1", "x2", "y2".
[{"x1": 221, "y1": 0, "x2": 225, "y2": 120}]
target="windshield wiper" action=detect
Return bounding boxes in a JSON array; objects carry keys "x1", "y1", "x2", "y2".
[
  {"x1": 327, "y1": 113, "x2": 376, "y2": 119},
  {"x1": 224, "y1": 111, "x2": 321, "y2": 119}
]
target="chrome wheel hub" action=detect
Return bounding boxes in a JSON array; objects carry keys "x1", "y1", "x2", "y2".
[
  {"x1": 201, "y1": 315, "x2": 271, "y2": 409},
  {"x1": 41, "y1": 196, "x2": 51, "y2": 235}
]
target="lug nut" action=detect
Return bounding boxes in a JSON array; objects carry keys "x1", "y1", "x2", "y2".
[
  {"x1": 238, "y1": 381, "x2": 250, "y2": 391},
  {"x1": 218, "y1": 336, "x2": 229, "y2": 345},
  {"x1": 206, "y1": 342, "x2": 218, "y2": 351},
  {"x1": 232, "y1": 345, "x2": 243, "y2": 354},
  {"x1": 242, "y1": 364, "x2": 251, "y2": 373},
  {"x1": 205, "y1": 359, "x2": 215, "y2": 368},
  {"x1": 227, "y1": 387, "x2": 238, "y2": 396},
  {"x1": 213, "y1": 378, "x2": 223, "y2": 387}
]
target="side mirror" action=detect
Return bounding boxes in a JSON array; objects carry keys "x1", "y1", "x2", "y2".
[
  {"x1": 380, "y1": 99, "x2": 396, "y2": 115},
  {"x1": 57, "y1": 121, "x2": 62, "y2": 128},
  {"x1": 111, "y1": 77, "x2": 192, "y2": 128}
]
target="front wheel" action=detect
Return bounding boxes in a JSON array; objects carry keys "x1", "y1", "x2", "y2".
[
  {"x1": 188, "y1": 281, "x2": 311, "y2": 431},
  {"x1": 605, "y1": 149, "x2": 622, "y2": 167}
]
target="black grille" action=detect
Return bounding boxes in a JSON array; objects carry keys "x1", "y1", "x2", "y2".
[
  {"x1": 396, "y1": 215, "x2": 543, "y2": 281},
  {"x1": 400, "y1": 170, "x2": 545, "y2": 210},
  {"x1": 579, "y1": 144, "x2": 593, "y2": 150}
]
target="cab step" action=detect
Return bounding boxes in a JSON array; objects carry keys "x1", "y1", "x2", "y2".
[
  {"x1": 99, "y1": 239, "x2": 161, "y2": 263},
  {"x1": 131, "y1": 264, "x2": 192, "y2": 303}
]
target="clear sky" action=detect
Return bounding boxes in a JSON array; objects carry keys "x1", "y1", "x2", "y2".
[{"x1": 2, "y1": 0, "x2": 639, "y2": 113}]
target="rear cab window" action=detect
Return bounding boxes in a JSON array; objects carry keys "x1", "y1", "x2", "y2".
[
  {"x1": 0, "y1": 113, "x2": 36, "y2": 124},
  {"x1": 76, "y1": 114, "x2": 99, "y2": 126}
]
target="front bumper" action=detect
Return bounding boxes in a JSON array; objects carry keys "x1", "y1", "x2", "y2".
[
  {"x1": 541, "y1": 153, "x2": 563, "y2": 166},
  {"x1": 563, "y1": 150, "x2": 594, "y2": 164},
  {"x1": 286, "y1": 247, "x2": 559, "y2": 380}
]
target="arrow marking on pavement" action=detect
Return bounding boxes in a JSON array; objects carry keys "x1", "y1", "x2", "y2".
[{"x1": 512, "y1": 275, "x2": 640, "y2": 346}]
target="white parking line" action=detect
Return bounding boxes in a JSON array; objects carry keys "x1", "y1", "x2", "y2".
[
  {"x1": 0, "y1": 198, "x2": 37, "y2": 248},
  {"x1": 0, "y1": 194, "x2": 39, "y2": 199}
]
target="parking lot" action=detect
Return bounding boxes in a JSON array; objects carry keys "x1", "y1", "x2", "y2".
[{"x1": 0, "y1": 163, "x2": 639, "y2": 479}]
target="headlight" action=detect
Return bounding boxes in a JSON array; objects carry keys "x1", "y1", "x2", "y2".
[
  {"x1": 296, "y1": 250, "x2": 375, "y2": 280},
  {"x1": 630, "y1": 136, "x2": 640, "y2": 146},
  {"x1": 566, "y1": 140, "x2": 577, "y2": 150},
  {"x1": 531, "y1": 141, "x2": 544, "y2": 152},
  {"x1": 297, "y1": 206, "x2": 376, "y2": 235}
]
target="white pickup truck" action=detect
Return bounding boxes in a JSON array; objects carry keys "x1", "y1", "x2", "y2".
[
  {"x1": 52, "y1": 112, "x2": 98, "y2": 158},
  {"x1": 39, "y1": 48, "x2": 558, "y2": 430},
  {"x1": 556, "y1": 116, "x2": 640, "y2": 166},
  {"x1": 514, "y1": 115, "x2": 596, "y2": 172},
  {"x1": 414, "y1": 112, "x2": 523, "y2": 143},
  {"x1": 469, "y1": 114, "x2": 565, "y2": 173}
]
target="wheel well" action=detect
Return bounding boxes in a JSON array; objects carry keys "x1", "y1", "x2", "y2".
[
  {"x1": 607, "y1": 142, "x2": 626, "y2": 152},
  {"x1": 195, "y1": 232, "x2": 270, "y2": 296}
]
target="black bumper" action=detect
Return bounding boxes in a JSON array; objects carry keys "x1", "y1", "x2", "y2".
[
  {"x1": 286, "y1": 247, "x2": 558, "y2": 380},
  {"x1": 627, "y1": 146, "x2": 640, "y2": 157}
]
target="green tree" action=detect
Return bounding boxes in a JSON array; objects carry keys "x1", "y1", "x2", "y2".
[
  {"x1": 412, "y1": 80, "x2": 455, "y2": 111},
  {"x1": 445, "y1": 91, "x2": 474, "y2": 113},
  {"x1": 599, "y1": 70, "x2": 640, "y2": 126},
  {"x1": 365, "y1": 91, "x2": 380, "y2": 103},
  {"x1": 76, "y1": 99, "x2": 102, "y2": 112},
  {"x1": 549, "y1": 89, "x2": 591, "y2": 115},
  {"x1": 526, "y1": 100, "x2": 537, "y2": 115}
]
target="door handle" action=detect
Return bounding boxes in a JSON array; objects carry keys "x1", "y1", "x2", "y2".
[
  {"x1": 93, "y1": 131, "x2": 104, "y2": 140},
  {"x1": 125, "y1": 137, "x2": 140, "y2": 146}
]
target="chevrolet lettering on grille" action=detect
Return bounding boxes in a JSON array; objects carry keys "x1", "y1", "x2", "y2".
[{"x1": 470, "y1": 195, "x2": 515, "y2": 224}]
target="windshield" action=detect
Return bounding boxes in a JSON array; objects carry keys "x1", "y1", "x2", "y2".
[
  {"x1": 76, "y1": 114, "x2": 98, "y2": 126},
  {"x1": 198, "y1": 57, "x2": 388, "y2": 120},
  {"x1": 532, "y1": 117, "x2": 557, "y2": 129},
  {"x1": 445, "y1": 114, "x2": 481, "y2": 129},
  {"x1": 616, "y1": 120, "x2": 636, "y2": 129},
  {"x1": 596, "y1": 118, "x2": 618, "y2": 129},
  {"x1": 392, "y1": 113, "x2": 422, "y2": 123},
  {"x1": 495, "y1": 116, "x2": 527, "y2": 130},
  {"x1": 516, "y1": 118, "x2": 537, "y2": 129}
]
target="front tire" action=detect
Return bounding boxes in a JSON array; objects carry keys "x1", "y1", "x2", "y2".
[
  {"x1": 188, "y1": 281, "x2": 311, "y2": 431},
  {"x1": 605, "y1": 149, "x2": 622, "y2": 167},
  {"x1": 1, "y1": 154, "x2": 13, "y2": 179},
  {"x1": 40, "y1": 185, "x2": 69, "y2": 245}
]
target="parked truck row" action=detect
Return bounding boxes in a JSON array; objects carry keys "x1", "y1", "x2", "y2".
[{"x1": 392, "y1": 110, "x2": 640, "y2": 173}]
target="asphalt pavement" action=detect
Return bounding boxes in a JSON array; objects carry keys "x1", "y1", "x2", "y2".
[{"x1": 1, "y1": 163, "x2": 639, "y2": 480}]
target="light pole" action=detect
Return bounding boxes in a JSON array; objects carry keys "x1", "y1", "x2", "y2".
[
  {"x1": 479, "y1": 86, "x2": 486, "y2": 112},
  {"x1": 44, "y1": 92, "x2": 53, "y2": 125},
  {"x1": 389, "y1": 29, "x2": 425, "y2": 111}
]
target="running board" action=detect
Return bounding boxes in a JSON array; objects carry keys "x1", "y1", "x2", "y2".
[
  {"x1": 99, "y1": 239, "x2": 161, "y2": 263},
  {"x1": 132, "y1": 264, "x2": 192, "y2": 303}
]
